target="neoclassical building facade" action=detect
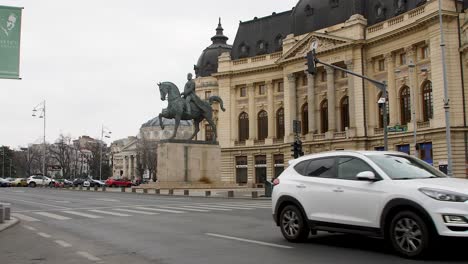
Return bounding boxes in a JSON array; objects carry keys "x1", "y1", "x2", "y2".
[{"x1": 194, "y1": 0, "x2": 468, "y2": 185}]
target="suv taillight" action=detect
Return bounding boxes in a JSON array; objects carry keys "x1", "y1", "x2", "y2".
[{"x1": 273, "y1": 178, "x2": 280, "y2": 186}]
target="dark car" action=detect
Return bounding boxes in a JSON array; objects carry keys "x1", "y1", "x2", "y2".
[
  {"x1": 72, "y1": 178, "x2": 87, "y2": 187},
  {"x1": 0, "y1": 178, "x2": 11, "y2": 187}
]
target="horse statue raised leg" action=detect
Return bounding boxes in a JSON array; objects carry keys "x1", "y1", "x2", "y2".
[{"x1": 157, "y1": 82, "x2": 225, "y2": 142}]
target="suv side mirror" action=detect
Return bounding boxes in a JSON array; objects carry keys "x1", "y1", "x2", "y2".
[{"x1": 356, "y1": 171, "x2": 377, "y2": 181}]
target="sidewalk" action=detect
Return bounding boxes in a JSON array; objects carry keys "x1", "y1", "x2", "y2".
[{"x1": 0, "y1": 218, "x2": 19, "y2": 233}]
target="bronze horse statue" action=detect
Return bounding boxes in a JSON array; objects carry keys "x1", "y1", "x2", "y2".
[{"x1": 157, "y1": 82, "x2": 225, "y2": 142}]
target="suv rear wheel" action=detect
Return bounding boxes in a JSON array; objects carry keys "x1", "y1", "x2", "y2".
[
  {"x1": 279, "y1": 205, "x2": 310, "y2": 242},
  {"x1": 389, "y1": 211, "x2": 431, "y2": 258}
]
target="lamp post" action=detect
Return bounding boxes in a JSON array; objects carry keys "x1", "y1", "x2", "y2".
[
  {"x1": 438, "y1": 0, "x2": 453, "y2": 176},
  {"x1": 1, "y1": 146, "x2": 4, "y2": 178},
  {"x1": 99, "y1": 125, "x2": 112, "y2": 181},
  {"x1": 32, "y1": 100, "x2": 46, "y2": 176}
]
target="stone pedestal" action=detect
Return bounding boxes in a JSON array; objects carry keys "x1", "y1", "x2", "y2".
[{"x1": 156, "y1": 140, "x2": 221, "y2": 184}]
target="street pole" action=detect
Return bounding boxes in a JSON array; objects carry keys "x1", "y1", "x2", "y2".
[
  {"x1": 382, "y1": 82, "x2": 388, "y2": 151},
  {"x1": 2, "y1": 147, "x2": 4, "y2": 178},
  {"x1": 409, "y1": 61, "x2": 418, "y2": 157},
  {"x1": 438, "y1": 0, "x2": 453, "y2": 176},
  {"x1": 99, "y1": 125, "x2": 103, "y2": 181},
  {"x1": 43, "y1": 100, "x2": 46, "y2": 176},
  {"x1": 9, "y1": 159, "x2": 12, "y2": 177}
]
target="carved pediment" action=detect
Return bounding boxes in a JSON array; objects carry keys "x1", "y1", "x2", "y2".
[{"x1": 276, "y1": 33, "x2": 353, "y2": 64}]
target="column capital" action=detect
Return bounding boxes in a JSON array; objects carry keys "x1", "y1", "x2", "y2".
[
  {"x1": 265, "y1": 80, "x2": 274, "y2": 86},
  {"x1": 287, "y1": 73, "x2": 296, "y2": 82},
  {"x1": 384, "y1": 52, "x2": 393, "y2": 62},
  {"x1": 326, "y1": 67, "x2": 334, "y2": 75}
]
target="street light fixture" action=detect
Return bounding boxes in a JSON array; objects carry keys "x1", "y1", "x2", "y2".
[
  {"x1": 32, "y1": 100, "x2": 46, "y2": 176},
  {"x1": 99, "y1": 125, "x2": 112, "y2": 181}
]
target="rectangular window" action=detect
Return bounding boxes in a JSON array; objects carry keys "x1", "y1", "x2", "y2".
[
  {"x1": 302, "y1": 75, "x2": 308, "y2": 86},
  {"x1": 304, "y1": 158, "x2": 336, "y2": 178},
  {"x1": 337, "y1": 157, "x2": 374, "y2": 180},
  {"x1": 204, "y1": 91, "x2": 212, "y2": 99},
  {"x1": 422, "y1": 46, "x2": 429, "y2": 59},
  {"x1": 277, "y1": 81, "x2": 284, "y2": 93},
  {"x1": 258, "y1": 84, "x2": 266, "y2": 95},
  {"x1": 254, "y1": 155, "x2": 267, "y2": 184},
  {"x1": 378, "y1": 59, "x2": 385, "y2": 71},
  {"x1": 235, "y1": 156, "x2": 248, "y2": 184},
  {"x1": 397, "y1": 144, "x2": 410, "y2": 155},
  {"x1": 400, "y1": 53, "x2": 406, "y2": 65},
  {"x1": 321, "y1": 71, "x2": 326, "y2": 82},
  {"x1": 418, "y1": 142, "x2": 433, "y2": 165},
  {"x1": 240, "y1": 87, "x2": 246, "y2": 97},
  {"x1": 273, "y1": 154, "x2": 284, "y2": 178},
  {"x1": 205, "y1": 124, "x2": 214, "y2": 142}
]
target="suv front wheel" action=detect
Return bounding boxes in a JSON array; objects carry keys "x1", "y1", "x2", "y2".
[
  {"x1": 389, "y1": 211, "x2": 431, "y2": 258},
  {"x1": 279, "y1": 205, "x2": 310, "y2": 242}
]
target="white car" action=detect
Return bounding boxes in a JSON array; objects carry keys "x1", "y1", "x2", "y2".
[
  {"x1": 272, "y1": 151, "x2": 468, "y2": 258},
  {"x1": 27, "y1": 175, "x2": 54, "y2": 187}
]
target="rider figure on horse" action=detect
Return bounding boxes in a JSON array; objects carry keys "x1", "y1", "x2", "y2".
[{"x1": 182, "y1": 73, "x2": 196, "y2": 115}]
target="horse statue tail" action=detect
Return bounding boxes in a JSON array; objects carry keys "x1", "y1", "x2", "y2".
[{"x1": 208, "y1": 96, "x2": 226, "y2": 112}]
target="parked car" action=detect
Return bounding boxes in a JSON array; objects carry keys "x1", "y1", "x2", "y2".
[
  {"x1": 89, "y1": 179, "x2": 105, "y2": 187},
  {"x1": 27, "y1": 175, "x2": 54, "y2": 187},
  {"x1": 0, "y1": 178, "x2": 11, "y2": 187},
  {"x1": 11, "y1": 178, "x2": 27, "y2": 187},
  {"x1": 105, "y1": 178, "x2": 132, "y2": 188},
  {"x1": 272, "y1": 151, "x2": 468, "y2": 259},
  {"x1": 72, "y1": 178, "x2": 88, "y2": 187}
]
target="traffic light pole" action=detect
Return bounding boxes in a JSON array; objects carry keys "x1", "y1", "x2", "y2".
[{"x1": 310, "y1": 53, "x2": 388, "y2": 150}]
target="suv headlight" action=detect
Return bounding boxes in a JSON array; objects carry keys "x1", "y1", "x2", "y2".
[{"x1": 419, "y1": 188, "x2": 468, "y2": 202}]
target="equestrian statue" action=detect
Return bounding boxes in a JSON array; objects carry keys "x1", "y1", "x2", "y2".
[{"x1": 157, "y1": 73, "x2": 225, "y2": 142}]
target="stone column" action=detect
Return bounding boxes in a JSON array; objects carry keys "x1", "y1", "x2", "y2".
[
  {"x1": 247, "y1": 83, "x2": 256, "y2": 143},
  {"x1": 285, "y1": 73, "x2": 297, "y2": 140},
  {"x1": 385, "y1": 53, "x2": 397, "y2": 126},
  {"x1": 345, "y1": 60, "x2": 356, "y2": 129},
  {"x1": 230, "y1": 86, "x2": 237, "y2": 145},
  {"x1": 406, "y1": 46, "x2": 420, "y2": 121},
  {"x1": 326, "y1": 67, "x2": 336, "y2": 132},
  {"x1": 266, "y1": 80, "x2": 274, "y2": 143},
  {"x1": 123, "y1": 156, "x2": 128, "y2": 178},
  {"x1": 366, "y1": 59, "x2": 377, "y2": 130},
  {"x1": 130, "y1": 155, "x2": 134, "y2": 179},
  {"x1": 307, "y1": 73, "x2": 316, "y2": 134}
]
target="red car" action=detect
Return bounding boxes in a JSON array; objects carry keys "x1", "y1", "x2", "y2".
[{"x1": 105, "y1": 178, "x2": 132, "y2": 188}]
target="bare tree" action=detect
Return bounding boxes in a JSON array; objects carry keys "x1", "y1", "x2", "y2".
[
  {"x1": 136, "y1": 136, "x2": 158, "y2": 182},
  {"x1": 49, "y1": 134, "x2": 74, "y2": 179}
]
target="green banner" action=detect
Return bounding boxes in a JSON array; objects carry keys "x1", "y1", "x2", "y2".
[{"x1": 0, "y1": 6, "x2": 22, "y2": 79}]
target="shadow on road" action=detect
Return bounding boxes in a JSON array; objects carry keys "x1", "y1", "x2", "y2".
[{"x1": 305, "y1": 233, "x2": 468, "y2": 262}]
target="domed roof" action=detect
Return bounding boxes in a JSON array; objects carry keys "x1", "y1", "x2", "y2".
[
  {"x1": 141, "y1": 117, "x2": 192, "y2": 128},
  {"x1": 194, "y1": 18, "x2": 232, "y2": 78}
]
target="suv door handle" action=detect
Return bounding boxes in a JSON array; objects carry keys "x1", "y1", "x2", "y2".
[
  {"x1": 333, "y1": 188, "x2": 344, "y2": 193},
  {"x1": 296, "y1": 184, "x2": 306, "y2": 189}
]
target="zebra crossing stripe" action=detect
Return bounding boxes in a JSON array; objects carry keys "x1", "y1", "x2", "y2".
[
  {"x1": 113, "y1": 208, "x2": 159, "y2": 215},
  {"x1": 35, "y1": 212, "x2": 71, "y2": 220},
  {"x1": 62, "y1": 211, "x2": 102, "y2": 219},
  {"x1": 181, "y1": 205, "x2": 232, "y2": 211},
  {"x1": 158, "y1": 206, "x2": 210, "y2": 212},
  {"x1": 135, "y1": 207, "x2": 186, "y2": 214},
  {"x1": 12, "y1": 213, "x2": 40, "y2": 222},
  {"x1": 196, "y1": 204, "x2": 254, "y2": 210},
  {"x1": 88, "y1": 210, "x2": 131, "y2": 217}
]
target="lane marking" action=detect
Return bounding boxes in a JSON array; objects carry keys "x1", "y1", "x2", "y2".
[
  {"x1": 89, "y1": 209, "x2": 131, "y2": 217},
  {"x1": 23, "y1": 225, "x2": 37, "y2": 231},
  {"x1": 113, "y1": 208, "x2": 159, "y2": 215},
  {"x1": 13, "y1": 213, "x2": 40, "y2": 222},
  {"x1": 182, "y1": 205, "x2": 232, "y2": 211},
  {"x1": 205, "y1": 233, "x2": 293, "y2": 249},
  {"x1": 196, "y1": 204, "x2": 255, "y2": 210},
  {"x1": 55, "y1": 240, "x2": 72, "y2": 248},
  {"x1": 159, "y1": 206, "x2": 210, "y2": 212},
  {"x1": 135, "y1": 207, "x2": 185, "y2": 214},
  {"x1": 94, "y1": 198, "x2": 120, "y2": 202},
  {"x1": 35, "y1": 212, "x2": 72, "y2": 220},
  {"x1": 37, "y1": 232, "x2": 52, "y2": 238},
  {"x1": 54, "y1": 200, "x2": 71, "y2": 204},
  {"x1": 62, "y1": 211, "x2": 102, "y2": 219},
  {"x1": 76, "y1": 251, "x2": 102, "y2": 262}
]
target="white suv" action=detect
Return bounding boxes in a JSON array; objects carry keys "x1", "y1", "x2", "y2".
[
  {"x1": 272, "y1": 151, "x2": 468, "y2": 258},
  {"x1": 27, "y1": 175, "x2": 54, "y2": 187}
]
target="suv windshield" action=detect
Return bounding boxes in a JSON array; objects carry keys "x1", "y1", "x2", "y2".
[{"x1": 367, "y1": 154, "x2": 446, "y2": 180}]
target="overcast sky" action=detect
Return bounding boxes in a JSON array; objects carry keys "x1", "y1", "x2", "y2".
[{"x1": 0, "y1": 0, "x2": 297, "y2": 148}]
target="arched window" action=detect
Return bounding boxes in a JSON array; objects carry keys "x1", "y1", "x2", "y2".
[
  {"x1": 238, "y1": 112, "x2": 249, "y2": 142},
  {"x1": 377, "y1": 92, "x2": 389, "y2": 128},
  {"x1": 276, "y1": 108, "x2": 285, "y2": 139},
  {"x1": 422, "y1": 81, "x2": 433, "y2": 122},
  {"x1": 301, "y1": 104, "x2": 309, "y2": 135},
  {"x1": 341, "y1": 96, "x2": 349, "y2": 131},
  {"x1": 257, "y1": 110, "x2": 268, "y2": 140},
  {"x1": 320, "y1": 100, "x2": 328, "y2": 133},
  {"x1": 400, "y1": 86, "x2": 411, "y2": 125}
]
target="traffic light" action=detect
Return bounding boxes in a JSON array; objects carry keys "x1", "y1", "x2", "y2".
[
  {"x1": 291, "y1": 140, "x2": 304, "y2": 159},
  {"x1": 306, "y1": 50, "x2": 317, "y2": 75},
  {"x1": 297, "y1": 140, "x2": 304, "y2": 157}
]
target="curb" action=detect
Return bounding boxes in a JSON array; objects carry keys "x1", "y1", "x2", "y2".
[{"x1": 0, "y1": 218, "x2": 19, "y2": 233}]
